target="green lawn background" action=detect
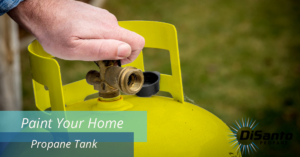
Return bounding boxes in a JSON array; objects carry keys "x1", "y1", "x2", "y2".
[{"x1": 20, "y1": 0, "x2": 300, "y2": 156}]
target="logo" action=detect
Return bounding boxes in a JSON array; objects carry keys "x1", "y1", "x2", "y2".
[
  {"x1": 229, "y1": 118, "x2": 259, "y2": 156},
  {"x1": 228, "y1": 117, "x2": 293, "y2": 156}
]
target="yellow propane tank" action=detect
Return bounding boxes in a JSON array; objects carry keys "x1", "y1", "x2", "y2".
[{"x1": 28, "y1": 21, "x2": 240, "y2": 157}]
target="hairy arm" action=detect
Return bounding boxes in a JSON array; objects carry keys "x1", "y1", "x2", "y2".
[{"x1": 8, "y1": 0, "x2": 145, "y2": 64}]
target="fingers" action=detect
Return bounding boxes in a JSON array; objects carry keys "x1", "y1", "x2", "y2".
[
  {"x1": 68, "y1": 39, "x2": 132, "y2": 61},
  {"x1": 107, "y1": 27, "x2": 145, "y2": 64},
  {"x1": 120, "y1": 49, "x2": 141, "y2": 65},
  {"x1": 59, "y1": 25, "x2": 145, "y2": 63}
]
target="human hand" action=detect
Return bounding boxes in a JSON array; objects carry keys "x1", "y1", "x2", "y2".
[{"x1": 8, "y1": 0, "x2": 145, "y2": 64}]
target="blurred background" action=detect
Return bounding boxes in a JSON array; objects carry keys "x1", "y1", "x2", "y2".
[{"x1": 0, "y1": 0, "x2": 299, "y2": 156}]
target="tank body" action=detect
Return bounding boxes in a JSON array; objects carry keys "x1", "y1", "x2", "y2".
[{"x1": 66, "y1": 95, "x2": 237, "y2": 157}]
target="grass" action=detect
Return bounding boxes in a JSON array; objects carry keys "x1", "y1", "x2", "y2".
[{"x1": 20, "y1": 0, "x2": 300, "y2": 156}]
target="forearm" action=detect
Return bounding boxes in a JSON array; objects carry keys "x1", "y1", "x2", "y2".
[{"x1": 7, "y1": 0, "x2": 66, "y2": 38}]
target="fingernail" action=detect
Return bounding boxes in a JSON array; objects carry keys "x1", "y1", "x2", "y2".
[{"x1": 117, "y1": 44, "x2": 131, "y2": 58}]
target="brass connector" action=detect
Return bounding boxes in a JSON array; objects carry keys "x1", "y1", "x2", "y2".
[{"x1": 86, "y1": 60, "x2": 144, "y2": 98}]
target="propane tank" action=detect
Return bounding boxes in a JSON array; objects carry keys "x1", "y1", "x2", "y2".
[{"x1": 28, "y1": 21, "x2": 240, "y2": 157}]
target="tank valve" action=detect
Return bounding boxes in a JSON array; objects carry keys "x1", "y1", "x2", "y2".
[{"x1": 86, "y1": 60, "x2": 144, "y2": 98}]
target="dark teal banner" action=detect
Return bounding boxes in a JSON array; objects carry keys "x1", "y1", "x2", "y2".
[{"x1": 0, "y1": 111, "x2": 147, "y2": 157}]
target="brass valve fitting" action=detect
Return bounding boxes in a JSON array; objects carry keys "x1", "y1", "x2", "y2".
[{"x1": 86, "y1": 60, "x2": 144, "y2": 98}]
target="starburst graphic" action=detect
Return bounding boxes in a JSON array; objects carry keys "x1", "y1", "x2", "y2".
[{"x1": 228, "y1": 117, "x2": 259, "y2": 156}]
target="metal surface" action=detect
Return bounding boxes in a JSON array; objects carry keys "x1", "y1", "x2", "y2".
[
  {"x1": 27, "y1": 21, "x2": 238, "y2": 156},
  {"x1": 65, "y1": 95, "x2": 237, "y2": 157},
  {"x1": 86, "y1": 60, "x2": 144, "y2": 98}
]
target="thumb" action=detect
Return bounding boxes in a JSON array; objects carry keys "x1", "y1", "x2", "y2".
[{"x1": 69, "y1": 39, "x2": 131, "y2": 61}]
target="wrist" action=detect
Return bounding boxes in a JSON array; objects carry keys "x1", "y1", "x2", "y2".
[{"x1": 7, "y1": 0, "x2": 65, "y2": 38}]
